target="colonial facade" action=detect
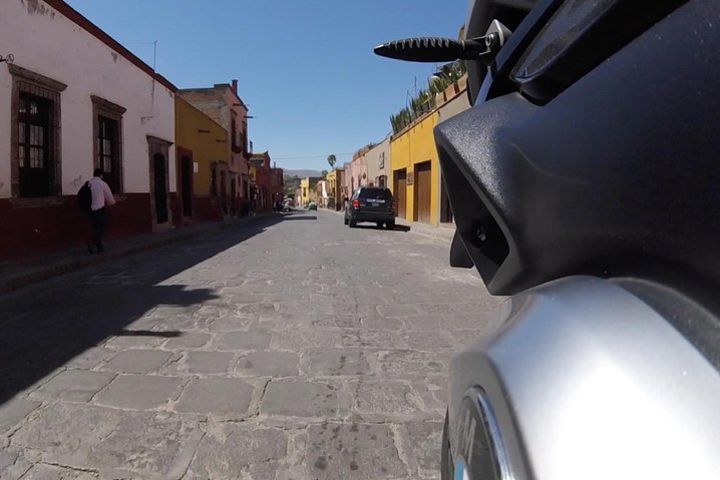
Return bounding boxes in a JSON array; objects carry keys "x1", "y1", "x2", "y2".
[
  {"x1": 390, "y1": 111, "x2": 440, "y2": 224},
  {"x1": 248, "y1": 151, "x2": 271, "y2": 212},
  {"x1": 365, "y1": 137, "x2": 390, "y2": 188},
  {"x1": 174, "y1": 96, "x2": 229, "y2": 223},
  {"x1": 316, "y1": 180, "x2": 329, "y2": 208},
  {"x1": 389, "y1": 77, "x2": 469, "y2": 225},
  {"x1": 300, "y1": 177, "x2": 319, "y2": 206},
  {"x1": 270, "y1": 165, "x2": 284, "y2": 207},
  {"x1": 0, "y1": 0, "x2": 177, "y2": 259},
  {"x1": 325, "y1": 168, "x2": 344, "y2": 210},
  {"x1": 179, "y1": 82, "x2": 250, "y2": 216},
  {"x1": 343, "y1": 153, "x2": 368, "y2": 197}
]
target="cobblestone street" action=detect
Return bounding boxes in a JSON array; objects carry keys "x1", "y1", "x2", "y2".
[{"x1": 0, "y1": 210, "x2": 503, "y2": 480}]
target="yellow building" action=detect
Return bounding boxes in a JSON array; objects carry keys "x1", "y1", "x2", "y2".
[
  {"x1": 300, "y1": 177, "x2": 320, "y2": 205},
  {"x1": 325, "y1": 169, "x2": 339, "y2": 209},
  {"x1": 389, "y1": 111, "x2": 442, "y2": 225},
  {"x1": 175, "y1": 96, "x2": 229, "y2": 221},
  {"x1": 300, "y1": 178, "x2": 310, "y2": 205},
  {"x1": 389, "y1": 79, "x2": 469, "y2": 226}
]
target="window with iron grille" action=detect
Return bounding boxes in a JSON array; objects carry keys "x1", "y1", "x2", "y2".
[
  {"x1": 98, "y1": 116, "x2": 120, "y2": 192},
  {"x1": 18, "y1": 93, "x2": 54, "y2": 197},
  {"x1": 92, "y1": 96, "x2": 125, "y2": 193},
  {"x1": 9, "y1": 65, "x2": 65, "y2": 199}
]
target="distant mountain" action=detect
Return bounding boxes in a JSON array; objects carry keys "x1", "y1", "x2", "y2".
[{"x1": 283, "y1": 169, "x2": 323, "y2": 179}]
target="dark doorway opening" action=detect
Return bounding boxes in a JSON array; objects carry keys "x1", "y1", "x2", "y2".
[
  {"x1": 230, "y1": 175, "x2": 237, "y2": 215},
  {"x1": 181, "y1": 155, "x2": 193, "y2": 218},
  {"x1": 154, "y1": 153, "x2": 168, "y2": 224},
  {"x1": 393, "y1": 168, "x2": 407, "y2": 219},
  {"x1": 414, "y1": 161, "x2": 432, "y2": 223},
  {"x1": 220, "y1": 171, "x2": 227, "y2": 214}
]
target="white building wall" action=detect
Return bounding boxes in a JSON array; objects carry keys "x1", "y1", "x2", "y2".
[{"x1": 0, "y1": 1, "x2": 175, "y2": 199}]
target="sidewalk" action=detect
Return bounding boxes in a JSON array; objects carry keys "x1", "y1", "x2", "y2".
[
  {"x1": 0, "y1": 214, "x2": 274, "y2": 294},
  {"x1": 319, "y1": 207, "x2": 455, "y2": 243}
]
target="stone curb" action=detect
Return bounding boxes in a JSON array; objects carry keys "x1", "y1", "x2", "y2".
[{"x1": 0, "y1": 213, "x2": 276, "y2": 295}]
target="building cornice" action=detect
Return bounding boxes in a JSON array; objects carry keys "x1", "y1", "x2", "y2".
[{"x1": 44, "y1": 0, "x2": 178, "y2": 92}]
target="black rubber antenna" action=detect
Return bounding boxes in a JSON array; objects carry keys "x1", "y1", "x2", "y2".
[
  {"x1": 374, "y1": 37, "x2": 492, "y2": 62},
  {"x1": 374, "y1": 20, "x2": 511, "y2": 63}
]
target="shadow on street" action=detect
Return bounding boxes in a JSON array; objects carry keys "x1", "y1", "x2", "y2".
[
  {"x1": 281, "y1": 215, "x2": 317, "y2": 221},
  {"x1": 0, "y1": 214, "x2": 287, "y2": 407},
  {"x1": 351, "y1": 224, "x2": 411, "y2": 232}
]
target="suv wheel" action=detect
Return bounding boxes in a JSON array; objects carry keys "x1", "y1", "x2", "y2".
[
  {"x1": 386, "y1": 220, "x2": 395, "y2": 230},
  {"x1": 349, "y1": 219, "x2": 357, "y2": 227}
]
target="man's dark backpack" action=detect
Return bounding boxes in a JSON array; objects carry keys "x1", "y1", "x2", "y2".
[{"x1": 77, "y1": 181, "x2": 92, "y2": 213}]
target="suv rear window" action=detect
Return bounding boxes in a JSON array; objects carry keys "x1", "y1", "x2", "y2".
[{"x1": 359, "y1": 188, "x2": 392, "y2": 201}]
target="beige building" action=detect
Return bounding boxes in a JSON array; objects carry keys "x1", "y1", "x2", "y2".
[
  {"x1": 437, "y1": 88, "x2": 471, "y2": 122},
  {"x1": 365, "y1": 136, "x2": 391, "y2": 188}
]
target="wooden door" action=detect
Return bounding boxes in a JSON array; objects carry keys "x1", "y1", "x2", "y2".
[
  {"x1": 415, "y1": 162, "x2": 432, "y2": 223},
  {"x1": 153, "y1": 153, "x2": 169, "y2": 224},
  {"x1": 181, "y1": 155, "x2": 193, "y2": 217},
  {"x1": 394, "y1": 169, "x2": 407, "y2": 218}
]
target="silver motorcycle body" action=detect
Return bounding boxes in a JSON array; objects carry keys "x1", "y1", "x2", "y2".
[{"x1": 436, "y1": 0, "x2": 720, "y2": 478}]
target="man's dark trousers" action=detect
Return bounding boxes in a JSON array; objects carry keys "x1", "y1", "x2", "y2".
[{"x1": 89, "y1": 208, "x2": 107, "y2": 252}]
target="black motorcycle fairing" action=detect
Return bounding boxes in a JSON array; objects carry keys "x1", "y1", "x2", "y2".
[
  {"x1": 463, "y1": 0, "x2": 541, "y2": 105},
  {"x1": 437, "y1": 0, "x2": 720, "y2": 304}
]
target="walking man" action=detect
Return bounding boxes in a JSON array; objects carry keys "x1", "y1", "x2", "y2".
[{"x1": 88, "y1": 168, "x2": 115, "y2": 253}]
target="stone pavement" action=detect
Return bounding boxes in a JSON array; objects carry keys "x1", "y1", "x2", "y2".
[
  {"x1": 0, "y1": 214, "x2": 272, "y2": 294},
  {"x1": 0, "y1": 210, "x2": 504, "y2": 479}
]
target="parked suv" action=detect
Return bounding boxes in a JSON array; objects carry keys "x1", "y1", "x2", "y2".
[{"x1": 344, "y1": 187, "x2": 395, "y2": 229}]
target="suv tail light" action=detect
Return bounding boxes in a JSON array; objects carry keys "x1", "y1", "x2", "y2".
[{"x1": 352, "y1": 199, "x2": 359, "y2": 209}]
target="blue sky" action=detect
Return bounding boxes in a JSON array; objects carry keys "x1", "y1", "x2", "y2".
[{"x1": 67, "y1": 0, "x2": 468, "y2": 171}]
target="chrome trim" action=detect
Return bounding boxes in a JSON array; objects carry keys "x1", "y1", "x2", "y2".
[
  {"x1": 460, "y1": 386, "x2": 515, "y2": 480},
  {"x1": 476, "y1": 389, "x2": 514, "y2": 480}
]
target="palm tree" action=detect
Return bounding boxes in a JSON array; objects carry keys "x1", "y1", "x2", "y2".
[{"x1": 327, "y1": 154, "x2": 336, "y2": 170}]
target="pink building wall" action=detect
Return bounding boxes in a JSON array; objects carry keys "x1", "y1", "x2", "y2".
[{"x1": 345, "y1": 156, "x2": 368, "y2": 195}]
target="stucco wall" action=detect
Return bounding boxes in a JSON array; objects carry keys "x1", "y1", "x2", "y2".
[
  {"x1": 389, "y1": 111, "x2": 441, "y2": 225},
  {"x1": 347, "y1": 156, "x2": 368, "y2": 193},
  {"x1": 175, "y1": 97, "x2": 228, "y2": 196},
  {"x1": 437, "y1": 90, "x2": 470, "y2": 122},
  {"x1": 180, "y1": 86, "x2": 249, "y2": 191},
  {"x1": 365, "y1": 137, "x2": 390, "y2": 187},
  {"x1": 0, "y1": 0, "x2": 175, "y2": 199}
]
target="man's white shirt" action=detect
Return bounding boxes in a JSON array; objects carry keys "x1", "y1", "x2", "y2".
[{"x1": 88, "y1": 176, "x2": 115, "y2": 211}]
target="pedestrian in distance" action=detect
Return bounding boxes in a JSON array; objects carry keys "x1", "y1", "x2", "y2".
[{"x1": 78, "y1": 168, "x2": 115, "y2": 253}]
